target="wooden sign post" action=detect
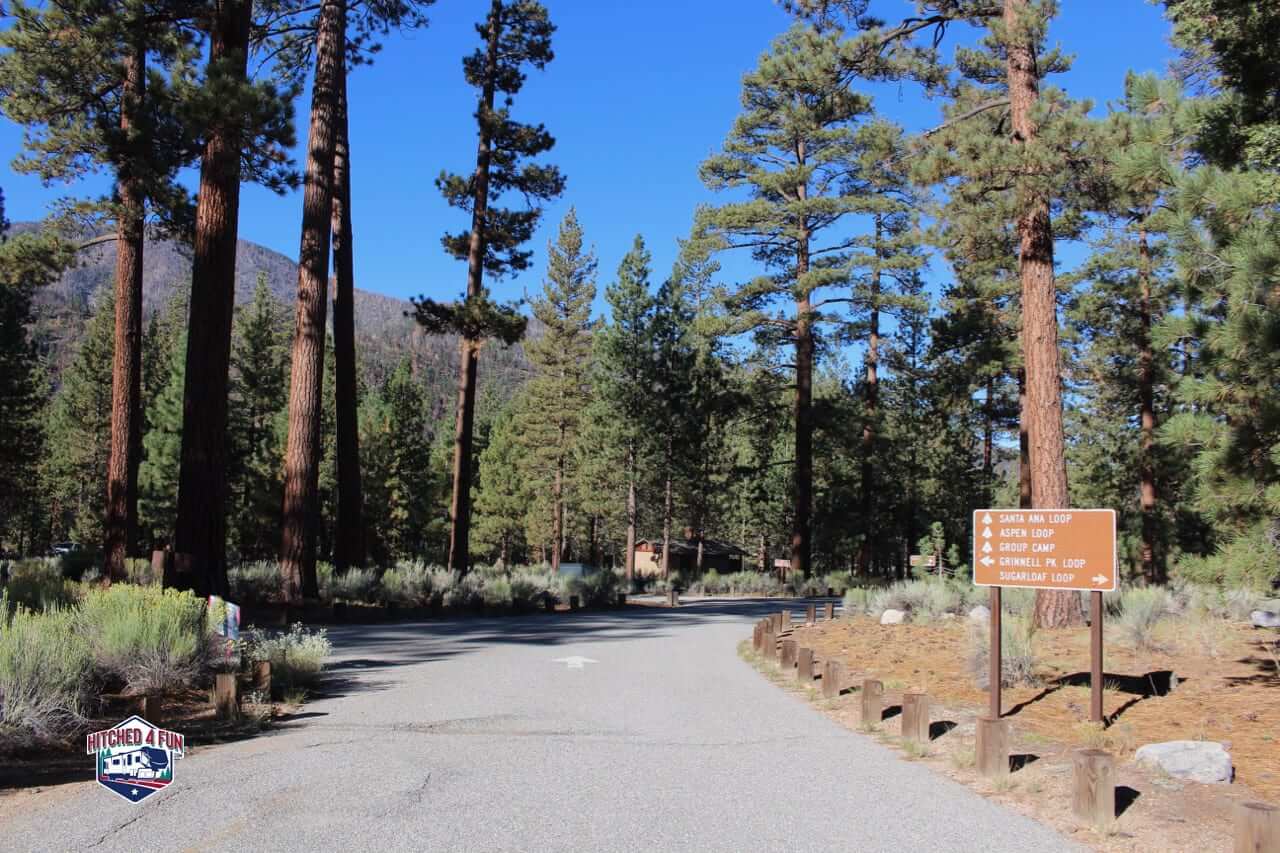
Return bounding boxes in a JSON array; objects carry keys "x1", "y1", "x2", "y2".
[{"x1": 973, "y1": 509, "x2": 1117, "y2": 723}]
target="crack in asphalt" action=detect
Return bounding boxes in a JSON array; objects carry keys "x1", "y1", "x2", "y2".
[{"x1": 89, "y1": 788, "x2": 185, "y2": 848}]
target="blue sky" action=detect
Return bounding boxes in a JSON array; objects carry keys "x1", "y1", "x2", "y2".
[{"x1": 0, "y1": 0, "x2": 1178, "y2": 316}]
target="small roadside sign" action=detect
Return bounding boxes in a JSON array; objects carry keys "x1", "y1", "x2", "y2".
[
  {"x1": 773, "y1": 558, "x2": 791, "y2": 570},
  {"x1": 909, "y1": 554, "x2": 937, "y2": 568},
  {"x1": 971, "y1": 509, "x2": 1116, "y2": 593}
]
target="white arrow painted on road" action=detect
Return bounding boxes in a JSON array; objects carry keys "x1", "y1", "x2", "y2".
[
  {"x1": 982, "y1": 542, "x2": 992, "y2": 554},
  {"x1": 553, "y1": 656, "x2": 598, "y2": 670},
  {"x1": 1092, "y1": 575, "x2": 1108, "y2": 586},
  {"x1": 980, "y1": 556, "x2": 994, "y2": 567}
]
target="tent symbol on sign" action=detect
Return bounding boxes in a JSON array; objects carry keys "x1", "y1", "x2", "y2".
[{"x1": 982, "y1": 513, "x2": 993, "y2": 524}]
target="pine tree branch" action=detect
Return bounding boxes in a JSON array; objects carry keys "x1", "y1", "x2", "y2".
[{"x1": 921, "y1": 98, "x2": 1011, "y2": 137}]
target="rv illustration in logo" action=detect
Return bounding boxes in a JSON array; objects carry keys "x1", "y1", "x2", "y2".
[{"x1": 85, "y1": 716, "x2": 184, "y2": 803}]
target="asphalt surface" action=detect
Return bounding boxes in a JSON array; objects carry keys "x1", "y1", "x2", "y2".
[{"x1": 4, "y1": 599, "x2": 1079, "y2": 852}]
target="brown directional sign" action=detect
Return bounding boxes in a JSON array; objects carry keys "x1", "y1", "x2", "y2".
[{"x1": 972, "y1": 509, "x2": 1116, "y2": 592}]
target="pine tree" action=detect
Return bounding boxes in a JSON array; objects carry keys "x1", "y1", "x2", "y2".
[
  {"x1": 228, "y1": 275, "x2": 289, "y2": 561},
  {"x1": 587, "y1": 235, "x2": 656, "y2": 579},
  {"x1": 651, "y1": 266, "x2": 697, "y2": 577},
  {"x1": 279, "y1": 0, "x2": 348, "y2": 603},
  {"x1": 1070, "y1": 74, "x2": 1196, "y2": 583},
  {"x1": 473, "y1": 404, "x2": 529, "y2": 566},
  {"x1": 45, "y1": 290, "x2": 116, "y2": 548},
  {"x1": 138, "y1": 324, "x2": 186, "y2": 550},
  {"x1": 173, "y1": 0, "x2": 297, "y2": 596},
  {"x1": 414, "y1": 0, "x2": 564, "y2": 573},
  {"x1": 0, "y1": 0, "x2": 200, "y2": 579},
  {"x1": 0, "y1": 191, "x2": 72, "y2": 553},
  {"x1": 365, "y1": 359, "x2": 434, "y2": 561},
  {"x1": 518, "y1": 209, "x2": 597, "y2": 571},
  {"x1": 786, "y1": 0, "x2": 1100, "y2": 624},
  {"x1": 699, "y1": 24, "x2": 874, "y2": 578}
]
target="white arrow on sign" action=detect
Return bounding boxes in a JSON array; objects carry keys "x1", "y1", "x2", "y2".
[
  {"x1": 1092, "y1": 575, "x2": 1108, "y2": 586},
  {"x1": 982, "y1": 542, "x2": 992, "y2": 554},
  {"x1": 980, "y1": 556, "x2": 994, "y2": 567},
  {"x1": 982, "y1": 513, "x2": 993, "y2": 524},
  {"x1": 552, "y1": 656, "x2": 598, "y2": 670}
]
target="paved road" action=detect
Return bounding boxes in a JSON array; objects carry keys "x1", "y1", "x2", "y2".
[{"x1": 4, "y1": 599, "x2": 1078, "y2": 852}]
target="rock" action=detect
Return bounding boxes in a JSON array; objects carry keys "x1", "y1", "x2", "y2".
[
  {"x1": 1250, "y1": 610, "x2": 1280, "y2": 629},
  {"x1": 880, "y1": 609, "x2": 906, "y2": 625},
  {"x1": 1135, "y1": 741, "x2": 1233, "y2": 784},
  {"x1": 968, "y1": 605, "x2": 990, "y2": 623}
]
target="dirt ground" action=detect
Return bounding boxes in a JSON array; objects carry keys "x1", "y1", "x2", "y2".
[{"x1": 747, "y1": 613, "x2": 1280, "y2": 852}]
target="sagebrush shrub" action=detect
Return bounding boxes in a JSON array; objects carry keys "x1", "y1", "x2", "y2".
[
  {"x1": 76, "y1": 585, "x2": 207, "y2": 694},
  {"x1": 228, "y1": 561, "x2": 282, "y2": 605},
  {"x1": 244, "y1": 623, "x2": 331, "y2": 691},
  {"x1": 380, "y1": 561, "x2": 435, "y2": 607},
  {"x1": 0, "y1": 592, "x2": 92, "y2": 744},
  {"x1": 1116, "y1": 586, "x2": 1171, "y2": 651},
  {"x1": 1, "y1": 558, "x2": 71, "y2": 612},
  {"x1": 968, "y1": 615, "x2": 1039, "y2": 688},
  {"x1": 326, "y1": 568, "x2": 380, "y2": 603}
]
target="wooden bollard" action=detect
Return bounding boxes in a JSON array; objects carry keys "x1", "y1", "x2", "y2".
[
  {"x1": 616, "y1": 592, "x2": 627, "y2": 608},
  {"x1": 770, "y1": 613, "x2": 782, "y2": 633},
  {"x1": 822, "y1": 660, "x2": 845, "y2": 699},
  {"x1": 976, "y1": 717, "x2": 1011, "y2": 778},
  {"x1": 570, "y1": 595, "x2": 581, "y2": 611},
  {"x1": 780, "y1": 609, "x2": 791, "y2": 631},
  {"x1": 827, "y1": 587, "x2": 835, "y2": 598},
  {"x1": 763, "y1": 625, "x2": 777, "y2": 661},
  {"x1": 824, "y1": 602, "x2": 834, "y2": 621},
  {"x1": 901, "y1": 692, "x2": 930, "y2": 743},
  {"x1": 805, "y1": 604, "x2": 816, "y2": 625},
  {"x1": 138, "y1": 693, "x2": 161, "y2": 723},
  {"x1": 1235, "y1": 801, "x2": 1280, "y2": 853},
  {"x1": 667, "y1": 589, "x2": 679, "y2": 607},
  {"x1": 544, "y1": 594, "x2": 556, "y2": 612},
  {"x1": 780, "y1": 639, "x2": 797, "y2": 669},
  {"x1": 212, "y1": 673, "x2": 238, "y2": 719},
  {"x1": 797, "y1": 647, "x2": 814, "y2": 682},
  {"x1": 252, "y1": 660, "x2": 272, "y2": 696},
  {"x1": 860, "y1": 679, "x2": 884, "y2": 724},
  {"x1": 1072, "y1": 748, "x2": 1116, "y2": 830},
  {"x1": 753, "y1": 620, "x2": 764, "y2": 651}
]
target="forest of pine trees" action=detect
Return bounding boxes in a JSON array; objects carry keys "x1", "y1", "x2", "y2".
[{"x1": 0, "y1": 1, "x2": 1278, "y2": 622}]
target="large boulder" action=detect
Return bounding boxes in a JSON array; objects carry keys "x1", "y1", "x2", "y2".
[
  {"x1": 880, "y1": 609, "x2": 906, "y2": 625},
  {"x1": 1135, "y1": 741, "x2": 1233, "y2": 784},
  {"x1": 968, "y1": 605, "x2": 991, "y2": 623},
  {"x1": 1250, "y1": 610, "x2": 1280, "y2": 629}
]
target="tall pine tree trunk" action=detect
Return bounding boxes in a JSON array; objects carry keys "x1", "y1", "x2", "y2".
[
  {"x1": 551, "y1": 440, "x2": 563, "y2": 573},
  {"x1": 280, "y1": 0, "x2": 345, "y2": 603},
  {"x1": 661, "y1": 455, "x2": 672, "y2": 580},
  {"x1": 1137, "y1": 226, "x2": 1160, "y2": 582},
  {"x1": 791, "y1": 144, "x2": 813, "y2": 579},
  {"x1": 858, "y1": 214, "x2": 881, "y2": 575},
  {"x1": 103, "y1": 34, "x2": 145, "y2": 582},
  {"x1": 172, "y1": 0, "x2": 252, "y2": 597},
  {"x1": 331, "y1": 62, "x2": 364, "y2": 572},
  {"x1": 446, "y1": 0, "x2": 503, "y2": 574},
  {"x1": 1018, "y1": 367, "x2": 1032, "y2": 509},
  {"x1": 1005, "y1": 0, "x2": 1082, "y2": 628},
  {"x1": 983, "y1": 376, "x2": 995, "y2": 506},
  {"x1": 624, "y1": 444, "x2": 636, "y2": 581}
]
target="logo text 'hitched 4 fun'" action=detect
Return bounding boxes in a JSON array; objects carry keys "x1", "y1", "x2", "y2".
[{"x1": 86, "y1": 716, "x2": 185, "y2": 803}]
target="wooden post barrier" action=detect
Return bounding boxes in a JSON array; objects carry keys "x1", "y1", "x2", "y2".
[
  {"x1": 797, "y1": 648, "x2": 814, "y2": 683},
  {"x1": 1235, "y1": 801, "x2": 1280, "y2": 853},
  {"x1": 667, "y1": 589, "x2": 678, "y2": 607},
  {"x1": 212, "y1": 673, "x2": 238, "y2": 719},
  {"x1": 1072, "y1": 748, "x2": 1116, "y2": 830},
  {"x1": 780, "y1": 609, "x2": 791, "y2": 631},
  {"x1": 770, "y1": 613, "x2": 782, "y2": 633},
  {"x1": 860, "y1": 679, "x2": 884, "y2": 725},
  {"x1": 976, "y1": 717, "x2": 1010, "y2": 778},
  {"x1": 826, "y1": 586, "x2": 835, "y2": 598},
  {"x1": 763, "y1": 624, "x2": 777, "y2": 661},
  {"x1": 753, "y1": 621, "x2": 764, "y2": 652},
  {"x1": 543, "y1": 594, "x2": 556, "y2": 612},
  {"x1": 824, "y1": 602, "x2": 835, "y2": 621},
  {"x1": 138, "y1": 693, "x2": 161, "y2": 724},
  {"x1": 901, "y1": 692, "x2": 930, "y2": 743},
  {"x1": 822, "y1": 660, "x2": 845, "y2": 699},
  {"x1": 570, "y1": 595, "x2": 581, "y2": 611},
  {"x1": 780, "y1": 639, "x2": 797, "y2": 669},
  {"x1": 616, "y1": 592, "x2": 627, "y2": 608},
  {"x1": 252, "y1": 660, "x2": 272, "y2": 696},
  {"x1": 805, "y1": 604, "x2": 816, "y2": 625}
]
